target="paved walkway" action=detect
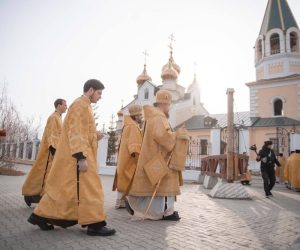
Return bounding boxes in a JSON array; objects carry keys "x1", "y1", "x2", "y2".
[{"x1": 0, "y1": 164, "x2": 299, "y2": 250}]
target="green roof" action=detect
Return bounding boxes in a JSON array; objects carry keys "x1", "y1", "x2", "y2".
[
  {"x1": 259, "y1": 0, "x2": 298, "y2": 35},
  {"x1": 251, "y1": 117, "x2": 300, "y2": 127}
]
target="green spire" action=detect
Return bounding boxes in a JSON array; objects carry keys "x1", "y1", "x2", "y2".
[{"x1": 259, "y1": 0, "x2": 298, "y2": 35}]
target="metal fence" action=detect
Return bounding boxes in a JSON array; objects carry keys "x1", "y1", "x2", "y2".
[
  {"x1": 185, "y1": 139, "x2": 208, "y2": 170},
  {"x1": 107, "y1": 139, "x2": 207, "y2": 170}
]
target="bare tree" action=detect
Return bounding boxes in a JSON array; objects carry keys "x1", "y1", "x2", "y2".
[{"x1": 0, "y1": 84, "x2": 40, "y2": 169}]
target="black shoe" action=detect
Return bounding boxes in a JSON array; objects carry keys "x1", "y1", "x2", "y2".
[
  {"x1": 124, "y1": 198, "x2": 134, "y2": 216},
  {"x1": 87, "y1": 226, "x2": 116, "y2": 236},
  {"x1": 28, "y1": 213, "x2": 54, "y2": 231},
  {"x1": 24, "y1": 196, "x2": 32, "y2": 207},
  {"x1": 162, "y1": 211, "x2": 181, "y2": 221},
  {"x1": 265, "y1": 194, "x2": 270, "y2": 198},
  {"x1": 268, "y1": 191, "x2": 273, "y2": 197}
]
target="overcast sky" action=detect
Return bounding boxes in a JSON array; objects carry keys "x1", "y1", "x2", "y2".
[{"x1": 1, "y1": 0, "x2": 300, "y2": 133}]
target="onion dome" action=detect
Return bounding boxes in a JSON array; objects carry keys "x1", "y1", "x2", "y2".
[
  {"x1": 162, "y1": 51, "x2": 181, "y2": 74},
  {"x1": 117, "y1": 109, "x2": 123, "y2": 117},
  {"x1": 136, "y1": 64, "x2": 152, "y2": 86},
  {"x1": 161, "y1": 58, "x2": 178, "y2": 80}
]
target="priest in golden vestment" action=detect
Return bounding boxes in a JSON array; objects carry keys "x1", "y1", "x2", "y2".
[
  {"x1": 27, "y1": 79, "x2": 115, "y2": 236},
  {"x1": 126, "y1": 90, "x2": 189, "y2": 221},
  {"x1": 22, "y1": 99, "x2": 67, "y2": 206},
  {"x1": 285, "y1": 149, "x2": 300, "y2": 191},
  {"x1": 112, "y1": 104, "x2": 143, "y2": 209}
]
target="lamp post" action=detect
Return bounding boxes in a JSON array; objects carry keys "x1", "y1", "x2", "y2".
[{"x1": 226, "y1": 88, "x2": 234, "y2": 182}]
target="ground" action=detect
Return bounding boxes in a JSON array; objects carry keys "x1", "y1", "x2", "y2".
[{"x1": 0, "y1": 164, "x2": 299, "y2": 250}]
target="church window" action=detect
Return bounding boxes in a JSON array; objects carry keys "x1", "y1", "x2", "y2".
[
  {"x1": 290, "y1": 32, "x2": 299, "y2": 53},
  {"x1": 144, "y1": 88, "x2": 149, "y2": 99},
  {"x1": 257, "y1": 39, "x2": 263, "y2": 60},
  {"x1": 270, "y1": 33, "x2": 280, "y2": 55},
  {"x1": 273, "y1": 98, "x2": 283, "y2": 116},
  {"x1": 193, "y1": 97, "x2": 196, "y2": 106},
  {"x1": 200, "y1": 139, "x2": 208, "y2": 155}
]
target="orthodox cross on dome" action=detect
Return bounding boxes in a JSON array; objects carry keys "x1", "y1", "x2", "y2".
[
  {"x1": 193, "y1": 61, "x2": 197, "y2": 74},
  {"x1": 168, "y1": 33, "x2": 176, "y2": 51},
  {"x1": 142, "y1": 49, "x2": 149, "y2": 65},
  {"x1": 121, "y1": 99, "x2": 124, "y2": 108}
]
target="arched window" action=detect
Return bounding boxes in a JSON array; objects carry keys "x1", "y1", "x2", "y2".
[
  {"x1": 274, "y1": 98, "x2": 283, "y2": 116},
  {"x1": 193, "y1": 97, "x2": 196, "y2": 106},
  {"x1": 290, "y1": 32, "x2": 299, "y2": 53},
  {"x1": 257, "y1": 39, "x2": 263, "y2": 60},
  {"x1": 144, "y1": 88, "x2": 149, "y2": 100},
  {"x1": 270, "y1": 33, "x2": 280, "y2": 55}
]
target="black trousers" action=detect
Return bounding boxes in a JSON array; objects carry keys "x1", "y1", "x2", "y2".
[{"x1": 261, "y1": 167, "x2": 276, "y2": 195}]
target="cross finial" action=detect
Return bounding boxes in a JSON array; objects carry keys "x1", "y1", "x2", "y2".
[
  {"x1": 193, "y1": 61, "x2": 197, "y2": 75},
  {"x1": 168, "y1": 33, "x2": 175, "y2": 51},
  {"x1": 142, "y1": 49, "x2": 149, "y2": 65},
  {"x1": 121, "y1": 99, "x2": 124, "y2": 108}
]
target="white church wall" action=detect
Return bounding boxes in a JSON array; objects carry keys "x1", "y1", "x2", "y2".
[
  {"x1": 239, "y1": 129, "x2": 249, "y2": 154},
  {"x1": 290, "y1": 132, "x2": 300, "y2": 151},
  {"x1": 210, "y1": 128, "x2": 221, "y2": 155}
]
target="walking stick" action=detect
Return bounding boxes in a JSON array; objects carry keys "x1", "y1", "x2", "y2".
[{"x1": 142, "y1": 178, "x2": 162, "y2": 220}]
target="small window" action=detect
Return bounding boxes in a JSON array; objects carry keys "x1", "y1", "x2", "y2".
[
  {"x1": 200, "y1": 139, "x2": 208, "y2": 155},
  {"x1": 290, "y1": 32, "x2": 299, "y2": 53},
  {"x1": 270, "y1": 33, "x2": 280, "y2": 55},
  {"x1": 144, "y1": 88, "x2": 149, "y2": 99},
  {"x1": 193, "y1": 97, "x2": 196, "y2": 106},
  {"x1": 274, "y1": 98, "x2": 283, "y2": 116}
]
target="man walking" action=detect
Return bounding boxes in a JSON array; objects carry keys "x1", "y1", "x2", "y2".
[
  {"x1": 22, "y1": 99, "x2": 67, "y2": 206},
  {"x1": 112, "y1": 104, "x2": 143, "y2": 209},
  {"x1": 27, "y1": 79, "x2": 115, "y2": 236},
  {"x1": 256, "y1": 141, "x2": 281, "y2": 198}
]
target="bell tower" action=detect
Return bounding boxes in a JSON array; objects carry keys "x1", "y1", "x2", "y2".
[
  {"x1": 247, "y1": 0, "x2": 300, "y2": 121},
  {"x1": 255, "y1": 0, "x2": 300, "y2": 80}
]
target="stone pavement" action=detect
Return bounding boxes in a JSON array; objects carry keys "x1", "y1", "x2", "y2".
[{"x1": 0, "y1": 164, "x2": 300, "y2": 250}]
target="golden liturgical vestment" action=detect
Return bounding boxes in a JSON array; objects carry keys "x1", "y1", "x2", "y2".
[
  {"x1": 129, "y1": 105, "x2": 182, "y2": 197},
  {"x1": 285, "y1": 153, "x2": 300, "y2": 190},
  {"x1": 113, "y1": 116, "x2": 142, "y2": 193},
  {"x1": 34, "y1": 96, "x2": 106, "y2": 225},
  {"x1": 22, "y1": 111, "x2": 62, "y2": 197}
]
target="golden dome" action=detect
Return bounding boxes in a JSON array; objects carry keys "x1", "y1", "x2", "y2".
[
  {"x1": 136, "y1": 64, "x2": 152, "y2": 86},
  {"x1": 162, "y1": 51, "x2": 181, "y2": 74},
  {"x1": 117, "y1": 109, "x2": 123, "y2": 116},
  {"x1": 161, "y1": 61, "x2": 178, "y2": 80}
]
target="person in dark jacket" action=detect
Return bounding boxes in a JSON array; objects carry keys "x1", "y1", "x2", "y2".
[{"x1": 256, "y1": 141, "x2": 281, "y2": 198}]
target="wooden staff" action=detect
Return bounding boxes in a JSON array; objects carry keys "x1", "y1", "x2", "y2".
[{"x1": 143, "y1": 179, "x2": 161, "y2": 220}]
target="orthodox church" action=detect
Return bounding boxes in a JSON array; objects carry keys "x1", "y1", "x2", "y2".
[
  {"x1": 115, "y1": 0, "x2": 300, "y2": 170},
  {"x1": 116, "y1": 45, "x2": 208, "y2": 130}
]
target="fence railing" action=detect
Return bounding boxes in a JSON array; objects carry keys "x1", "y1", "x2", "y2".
[
  {"x1": 0, "y1": 140, "x2": 40, "y2": 161},
  {"x1": 200, "y1": 153, "x2": 249, "y2": 180}
]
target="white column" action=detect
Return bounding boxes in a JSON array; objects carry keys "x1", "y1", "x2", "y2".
[
  {"x1": 23, "y1": 142, "x2": 27, "y2": 160},
  {"x1": 210, "y1": 128, "x2": 221, "y2": 155},
  {"x1": 9, "y1": 143, "x2": 14, "y2": 158},
  {"x1": 239, "y1": 129, "x2": 249, "y2": 154},
  {"x1": 0, "y1": 143, "x2": 3, "y2": 156},
  {"x1": 16, "y1": 141, "x2": 20, "y2": 159},
  {"x1": 5, "y1": 143, "x2": 9, "y2": 157},
  {"x1": 31, "y1": 140, "x2": 38, "y2": 161},
  {"x1": 97, "y1": 134, "x2": 109, "y2": 172}
]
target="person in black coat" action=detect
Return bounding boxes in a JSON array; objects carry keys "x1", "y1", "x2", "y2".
[{"x1": 256, "y1": 141, "x2": 281, "y2": 198}]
